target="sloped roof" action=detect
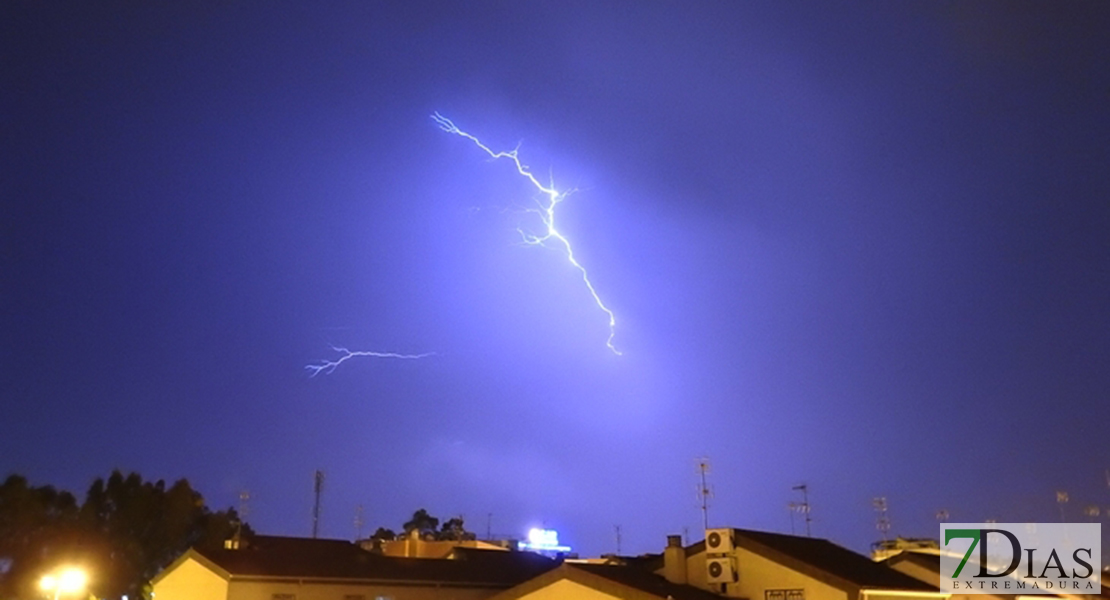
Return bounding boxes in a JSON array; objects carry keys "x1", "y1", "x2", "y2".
[
  {"x1": 731, "y1": 529, "x2": 936, "y2": 591},
  {"x1": 575, "y1": 563, "x2": 731, "y2": 600},
  {"x1": 883, "y1": 551, "x2": 942, "y2": 572},
  {"x1": 883, "y1": 551, "x2": 1094, "y2": 599},
  {"x1": 488, "y1": 563, "x2": 727, "y2": 600},
  {"x1": 448, "y1": 546, "x2": 558, "y2": 570},
  {"x1": 174, "y1": 535, "x2": 555, "y2": 587}
]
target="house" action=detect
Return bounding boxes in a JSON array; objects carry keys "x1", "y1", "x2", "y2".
[
  {"x1": 152, "y1": 528, "x2": 954, "y2": 600},
  {"x1": 647, "y1": 529, "x2": 949, "y2": 600},
  {"x1": 364, "y1": 532, "x2": 517, "y2": 559},
  {"x1": 883, "y1": 550, "x2": 1109, "y2": 600},
  {"x1": 474, "y1": 529, "x2": 951, "y2": 600},
  {"x1": 151, "y1": 535, "x2": 556, "y2": 600}
]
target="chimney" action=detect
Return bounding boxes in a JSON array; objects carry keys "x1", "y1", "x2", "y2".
[{"x1": 663, "y1": 534, "x2": 688, "y2": 584}]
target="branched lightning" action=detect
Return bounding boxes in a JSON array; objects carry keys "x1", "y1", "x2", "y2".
[
  {"x1": 432, "y1": 112, "x2": 621, "y2": 355},
  {"x1": 306, "y1": 346, "x2": 436, "y2": 377}
]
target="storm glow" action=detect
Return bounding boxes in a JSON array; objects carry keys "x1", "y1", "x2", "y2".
[{"x1": 432, "y1": 112, "x2": 621, "y2": 356}]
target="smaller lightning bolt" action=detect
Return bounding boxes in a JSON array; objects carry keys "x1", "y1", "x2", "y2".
[
  {"x1": 432, "y1": 112, "x2": 620, "y2": 355},
  {"x1": 306, "y1": 346, "x2": 435, "y2": 377}
]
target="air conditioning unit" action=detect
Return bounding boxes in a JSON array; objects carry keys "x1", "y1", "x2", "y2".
[
  {"x1": 705, "y1": 528, "x2": 734, "y2": 554},
  {"x1": 707, "y1": 556, "x2": 737, "y2": 584}
]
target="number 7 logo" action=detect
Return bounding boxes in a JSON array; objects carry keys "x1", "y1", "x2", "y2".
[{"x1": 944, "y1": 529, "x2": 981, "y2": 578}]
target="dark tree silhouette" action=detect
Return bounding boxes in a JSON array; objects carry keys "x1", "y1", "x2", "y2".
[
  {"x1": 0, "y1": 471, "x2": 246, "y2": 600},
  {"x1": 391, "y1": 509, "x2": 474, "y2": 541},
  {"x1": 402, "y1": 508, "x2": 439, "y2": 537}
]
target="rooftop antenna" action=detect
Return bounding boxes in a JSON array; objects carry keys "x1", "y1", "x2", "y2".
[
  {"x1": 873, "y1": 497, "x2": 891, "y2": 542},
  {"x1": 232, "y1": 489, "x2": 250, "y2": 545},
  {"x1": 695, "y1": 457, "x2": 712, "y2": 530},
  {"x1": 354, "y1": 504, "x2": 365, "y2": 540},
  {"x1": 312, "y1": 470, "x2": 325, "y2": 538},
  {"x1": 486, "y1": 513, "x2": 492, "y2": 541},
  {"x1": 614, "y1": 525, "x2": 622, "y2": 555},
  {"x1": 791, "y1": 483, "x2": 812, "y2": 537}
]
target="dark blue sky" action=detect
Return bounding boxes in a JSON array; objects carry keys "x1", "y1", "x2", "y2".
[{"x1": 3, "y1": 1, "x2": 1108, "y2": 557}]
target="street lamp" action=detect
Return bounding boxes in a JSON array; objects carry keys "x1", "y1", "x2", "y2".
[{"x1": 39, "y1": 567, "x2": 87, "y2": 600}]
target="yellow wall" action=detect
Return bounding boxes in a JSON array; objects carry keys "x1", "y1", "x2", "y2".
[
  {"x1": 727, "y1": 545, "x2": 850, "y2": 600},
  {"x1": 226, "y1": 579, "x2": 502, "y2": 600},
  {"x1": 152, "y1": 557, "x2": 229, "y2": 600},
  {"x1": 887, "y1": 558, "x2": 991, "y2": 600},
  {"x1": 509, "y1": 579, "x2": 620, "y2": 600},
  {"x1": 671, "y1": 546, "x2": 848, "y2": 600}
]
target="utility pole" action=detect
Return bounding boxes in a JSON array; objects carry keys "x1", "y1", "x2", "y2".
[{"x1": 312, "y1": 470, "x2": 325, "y2": 538}]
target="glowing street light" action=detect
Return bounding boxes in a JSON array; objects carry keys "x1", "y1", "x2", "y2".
[{"x1": 39, "y1": 567, "x2": 87, "y2": 600}]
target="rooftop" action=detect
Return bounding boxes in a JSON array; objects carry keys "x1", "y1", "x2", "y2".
[{"x1": 164, "y1": 535, "x2": 556, "y2": 587}]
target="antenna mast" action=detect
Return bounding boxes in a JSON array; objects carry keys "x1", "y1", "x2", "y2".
[
  {"x1": 695, "y1": 457, "x2": 712, "y2": 530},
  {"x1": 791, "y1": 483, "x2": 812, "y2": 537},
  {"x1": 312, "y1": 470, "x2": 325, "y2": 538},
  {"x1": 233, "y1": 489, "x2": 250, "y2": 545},
  {"x1": 354, "y1": 504, "x2": 365, "y2": 540},
  {"x1": 872, "y1": 496, "x2": 891, "y2": 542}
]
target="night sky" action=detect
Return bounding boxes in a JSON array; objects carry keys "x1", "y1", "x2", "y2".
[{"x1": 3, "y1": 2, "x2": 1108, "y2": 558}]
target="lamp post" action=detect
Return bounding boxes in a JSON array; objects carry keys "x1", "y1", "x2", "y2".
[{"x1": 39, "y1": 567, "x2": 87, "y2": 600}]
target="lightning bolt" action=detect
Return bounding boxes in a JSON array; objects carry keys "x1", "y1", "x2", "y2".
[
  {"x1": 306, "y1": 346, "x2": 435, "y2": 377},
  {"x1": 432, "y1": 112, "x2": 621, "y2": 355}
]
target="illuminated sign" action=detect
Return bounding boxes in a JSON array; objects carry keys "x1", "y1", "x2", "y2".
[{"x1": 519, "y1": 528, "x2": 571, "y2": 553}]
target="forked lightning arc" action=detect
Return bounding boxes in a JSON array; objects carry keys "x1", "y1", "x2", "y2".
[
  {"x1": 306, "y1": 347, "x2": 435, "y2": 377},
  {"x1": 432, "y1": 112, "x2": 620, "y2": 355},
  {"x1": 307, "y1": 113, "x2": 620, "y2": 376}
]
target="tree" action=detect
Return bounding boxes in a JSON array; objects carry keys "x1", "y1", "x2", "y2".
[
  {"x1": 393, "y1": 509, "x2": 474, "y2": 541},
  {"x1": 370, "y1": 527, "x2": 396, "y2": 541},
  {"x1": 0, "y1": 475, "x2": 80, "y2": 599},
  {"x1": 0, "y1": 471, "x2": 246, "y2": 600},
  {"x1": 402, "y1": 508, "x2": 439, "y2": 538},
  {"x1": 438, "y1": 516, "x2": 475, "y2": 541}
]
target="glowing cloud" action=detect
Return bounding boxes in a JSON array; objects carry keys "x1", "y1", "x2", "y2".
[{"x1": 432, "y1": 112, "x2": 620, "y2": 355}]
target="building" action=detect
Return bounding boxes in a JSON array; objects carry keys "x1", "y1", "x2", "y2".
[
  {"x1": 152, "y1": 528, "x2": 954, "y2": 600},
  {"x1": 646, "y1": 529, "x2": 948, "y2": 600},
  {"x1": 870, "y1": 538, "x2": 940, "y2": 562},
  {"x1": 364, "y1": 532, "x2": 515, "y2": 559},
  {"x1": 151, "y1": 535, "x2": 556, "y2": 600},
  {"x1": 882, "y1": 550, "x2": 1110, "y2": 600}
]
